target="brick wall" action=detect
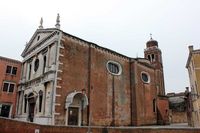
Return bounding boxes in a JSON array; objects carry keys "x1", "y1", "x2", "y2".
[
  {"x1": 54, "y1": 35, "x2": 166, "y2": 126},
  {"x1": 132, "y1": 61, "x2": 157, "y2": 126},
  {"x1": 0, "y1": 57, "x2": 21, "y2": 117},
  {"x1": 56, "y1": 36, "x2": 131, "y2": 126},
  {"x1": 1, "y1": 117, "x2": 200, "y2": 133},
  {"x1": 89, "y1": 46, "x2": 131, "y2": 126},
  {"x1": 157, "y1": 96, "x2": 169, "y2": 125}
]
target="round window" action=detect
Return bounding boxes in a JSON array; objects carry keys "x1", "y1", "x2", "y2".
[
  {"x1": 106, "y1": 61, "x2": 122, "y2": 75},
  {"x1": 34, "y1": 59, "x2": 39, "y2": 72},
  {"x1": 141, "y1": 72, "x2": 150, "y2": 83}
]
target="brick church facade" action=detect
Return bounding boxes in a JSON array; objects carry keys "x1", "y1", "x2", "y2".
[{"x1": 16, "y1": 15, "x2": 169, "y2": 126}]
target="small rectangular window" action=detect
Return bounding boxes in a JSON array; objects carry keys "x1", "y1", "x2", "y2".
[
  {"x1": 12, "y1": 67, "x2": 17, "y2": 75},
  {"x1": 2, "y1": 82, "x2": 15, "y2": 93},
  {"x1": 0, "y1": 104, "x2": 11, "y2": 117},
  {"x1": 9, "y1": 84, "x2": 15, "y2": 92},
  {"x1": 6, "y1": 66, "x2": 12, "y2": 74},
  {"x1": 3, "y1": 83, "x2": 9, "y2": 92}
]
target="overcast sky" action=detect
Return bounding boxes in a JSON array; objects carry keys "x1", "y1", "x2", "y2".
[{"x1": 1, "y1": 0, "x2": 200, "y2": 93}]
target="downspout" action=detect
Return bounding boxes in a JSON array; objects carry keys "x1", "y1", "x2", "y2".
[
  {"x1": 111, "y1": 75, "x2": 115, "y2": 126},
  {"x1": 87, "y1": 44, "x2": 91, "y2": 132},
  {"x1": 129, "y1": 59, "x2": 133, "y2": 125},
  {"x1": 133, "y1": 60, "x2": 138, "y2": 125}
]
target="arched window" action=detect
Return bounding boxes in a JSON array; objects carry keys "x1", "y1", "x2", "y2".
[
  {"x1": 153, "y1": 99, "x2": 156, "y2": 112},
  {"x1": 147, "y1": 54, "x2": 156, "y2": 62},
  {"x1": 28, "y1": 63, "x2": 32, "y2": 80},
  {"x1": 43, "y1": 56, "x2": 46, "y2": 74},
  {"x1": 24, "y1": 94, "x2": 27, "y2": 113},
  {"x1": 148, "y1": 55, "x2": 151, "y2": 61},
  {"x1": 34, "y1": 58, "x2": 39, "y2": 72},
  {"x1": 37, "y1": 35, "x2": 40, "y2": 41},
  {"x1": 39, "y1": 90, "x2": 43, "y2": 112},
  {"x1": 151, "y1": 54, "x2": 155, "y2": 61}
]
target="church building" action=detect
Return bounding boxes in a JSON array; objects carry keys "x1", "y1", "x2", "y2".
[{"x1": 16, "y1": 14, "x2": 168, "y2": 126}]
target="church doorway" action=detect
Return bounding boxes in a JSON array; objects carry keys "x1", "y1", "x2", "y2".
[
  {"x1": 27, "y1": 93, "x2": 37, "y2": 122},
  {"x1": 65, "y1": 91, "x2": 88, "y2": 126},
  {"x1": 68, "y1": 107, "x2": 79, "y2": 125}
]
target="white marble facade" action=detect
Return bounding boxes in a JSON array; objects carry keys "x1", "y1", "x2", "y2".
[{"x1": 16, "y1": 16, "x2": 62, "y2": 125}]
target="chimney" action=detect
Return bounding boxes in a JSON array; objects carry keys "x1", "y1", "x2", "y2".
[
  {"x1": 188, "y1": 45, "x2": 193, "y2": 52},
  {"x1": 186, "y1": 87, "x2": 189, "y2": 91},
  {"x1": 185, "y1": 87, "x2": 189, "y2": 95}
]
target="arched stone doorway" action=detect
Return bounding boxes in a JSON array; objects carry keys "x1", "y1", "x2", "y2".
[
  {"x1": 65, "y1": 91, "x2": 88, "y2": 126},
  {"x1": 27, "y1": 92, "x2": 37, "y2": 122}
]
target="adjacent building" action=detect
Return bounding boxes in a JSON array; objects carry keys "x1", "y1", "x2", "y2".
[
  {"x1": 0, "y1": 56, "x2": 21, "y2": 118},
  {"x1": 185, "y1": 87, "x2": 193, "y2": 126},
  {"x1": 16, "y1": 15, "x2": 168, "y2": 126},
  {"x1": 167, "y1": 92, "x2": 187, "y2": 124},
  {"x1": 186, "y1": 45, "x2": 200, "y2": 127}
]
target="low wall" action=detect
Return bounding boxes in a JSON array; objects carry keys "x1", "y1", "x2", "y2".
[
  {"x1": 170, "y1": 111, "x2": 187, "y2": 123},
  {"x1": 1, "y1": 117, "x2": 200, "y2": 133}
]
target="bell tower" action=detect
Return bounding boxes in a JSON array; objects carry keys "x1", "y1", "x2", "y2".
[{"x1": 144, "y1": 35, "x2": 165, "y2": 95}]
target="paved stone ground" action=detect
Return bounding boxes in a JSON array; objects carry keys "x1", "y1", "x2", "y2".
[
  {"x1": 108, "y1": 123, "x2": 192, "y2": 129},
  {"x1": 137, "y1": 123, "x2": 193, "y2": 129},
  {"x1": 168, "y1": 123, "x2": 189, "y2": 127}
]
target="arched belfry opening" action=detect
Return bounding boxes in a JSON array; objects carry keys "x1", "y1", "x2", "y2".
[
  {"x1": 27, "y1": 92, "x2": 37, "y2": 122},
  {"x1": 65, "y1": 91, "x2": 88, "y2": 126}
]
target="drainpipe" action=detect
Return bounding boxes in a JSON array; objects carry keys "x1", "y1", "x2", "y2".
[
  {"x1": 133, "y1": 60, "x2": 138, "y2": 126},
  {"x1": 111, "y1": 75, "x2": 115, "y2": 126},
  {"x1": 87, "y1": 44, "x2": 91, "y2": 132},
  {"x1": 129, "y1": 59, "x2": 133, "y2": 126}
]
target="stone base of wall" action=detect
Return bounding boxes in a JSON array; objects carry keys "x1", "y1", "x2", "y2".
[{"x1": 0, "y1": 117, "x2": 199, "y2": 133}]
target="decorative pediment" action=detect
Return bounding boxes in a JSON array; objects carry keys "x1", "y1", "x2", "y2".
[{"x1": 21, "y1": 28, "x2": 58, "y2": 57}]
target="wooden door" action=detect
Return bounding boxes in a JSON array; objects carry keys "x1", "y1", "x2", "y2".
[
  {"x1": 68, "y1": 107, "x2": 79, "y2": 125},
  {"x1": 28, "y1": 98, "x2": 36, "y2": 122}
]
